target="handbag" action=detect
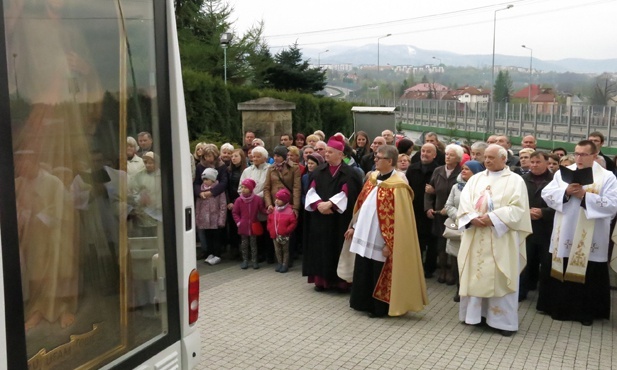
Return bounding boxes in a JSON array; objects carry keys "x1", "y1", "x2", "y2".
[
  {"x1": 442, "y1": 217, "x2": 462, "y2": 240},
  {"x1": 251, "y1": 221, "x2": 264, "y2": 236}
]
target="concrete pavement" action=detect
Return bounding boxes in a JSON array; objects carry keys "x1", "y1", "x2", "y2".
[{"x1": 196, "y1": 259, "x2": 617, "y2": 369}]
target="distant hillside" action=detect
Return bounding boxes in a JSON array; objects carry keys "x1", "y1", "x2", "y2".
[{"x1": 305, "y1": 44, "x2": 616, "y2": 74}]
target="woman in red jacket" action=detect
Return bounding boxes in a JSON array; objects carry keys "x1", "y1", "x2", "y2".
[{"x1": 267, "y1": 188, "x2": 298, "y2": 273}]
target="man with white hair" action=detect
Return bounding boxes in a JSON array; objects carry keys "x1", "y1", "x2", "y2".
[
  {"x1": 381, "y1": 129, "x2": 395, "y2": 145},
  {"x1": 470, "y1": 141, "x2": 488, "y2": 165},
  {"x1": 127, "y1": 136, "x2": 145, "y2": 176},
  {"x1": 521, "y1": 135, "x2": 537, "y2": 150},
  {"x1": 457, "y1": 144, "x2": 532, "y2": 336}
]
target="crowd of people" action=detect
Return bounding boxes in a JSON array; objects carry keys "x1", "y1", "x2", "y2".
[{"x1": 180, "y1": 127, "x2": 617, "y2": 336}]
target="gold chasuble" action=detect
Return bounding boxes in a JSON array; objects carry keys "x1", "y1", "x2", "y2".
[{"x1": 352, "y1": 172, "x2": 428, "y2": 316}]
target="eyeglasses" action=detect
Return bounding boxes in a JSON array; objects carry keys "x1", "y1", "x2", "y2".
[
  {"x1": 315, "y1": 148, "x2": 325, "y2": 152},
  {"x1": 374, "y1": 156, "x2": 388, "y2": 161},
  {"x1": 573, "y1": 153, "x2": 593, "y2": 158}
]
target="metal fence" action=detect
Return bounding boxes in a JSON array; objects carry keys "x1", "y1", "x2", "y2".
[{"x1": 350, "y1": 98, "x2": 617, "y2": 147}]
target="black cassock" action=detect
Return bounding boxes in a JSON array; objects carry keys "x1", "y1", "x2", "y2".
[{"x1": 302, "y1": 163, "x2": 362, "y2": 281}]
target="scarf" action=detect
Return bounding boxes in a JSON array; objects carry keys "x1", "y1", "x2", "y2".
[
  {"x1": 456, "y1": 173, "x2": 467, "y2": 191},
  {"x1": 240, "y1": 192, "x2": 255, "y2": 203},
  {"x1": 274, "y1": 161, "x2": 285, "y2": 171}
]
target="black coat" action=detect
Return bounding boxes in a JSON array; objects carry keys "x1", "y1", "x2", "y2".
[
  {"x1": 406, "y1": 160, "x2": 439, "y2": 237},
  {"x1": 193, "y1": 161, "x2": 229, "y2": 199},
  {"x1": 425, "y1": 164, "x2": 462, "y2": 237},
  {"x1": 522, "y1": 170, "x2": 555, "y2": 244},
  {"x1": 599, "y1": 151, "x2": 616, "y2": 173},
  {"x1": 411, "y1": 150, "x2": 445, "y2": 166},
  {"x1": 359, "y1": 152, "x2": 375, "y2": 175}
]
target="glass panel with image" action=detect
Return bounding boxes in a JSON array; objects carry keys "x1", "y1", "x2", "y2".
[{"x1": 4, "y1": 0, "x2": 168, "y2": 368}]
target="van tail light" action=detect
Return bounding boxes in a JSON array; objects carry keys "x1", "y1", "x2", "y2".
[{"x1": 188, "y1": 269, "x2": 200, "y2": 325}]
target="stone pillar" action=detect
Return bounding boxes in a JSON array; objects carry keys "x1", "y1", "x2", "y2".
[{"x1": 237, "y1": 97, "x2": 296, "y2": 153}]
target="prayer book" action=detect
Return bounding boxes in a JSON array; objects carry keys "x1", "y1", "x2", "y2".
[{"x1": 559, "y1": 165, "x2": 593, "y2": 186}]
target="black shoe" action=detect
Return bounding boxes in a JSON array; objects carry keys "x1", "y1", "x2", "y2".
[
  {"x1": 453, "y1": 294, "x2": 460, "y2": 302},
  {"x1": 518, "y1": 293, "x2": 527, "y2": 302},
  {"x1": 424, "y1": 272, "x2": 434, "y2": 279},
  {"x1": 314, "y1": 286, "x2": 326, "y2": 292},
  {"x1": 500, "y1": 330, "x2": 515, "y2": 337},
  {"x1": 581, "y1": 320, "x2": 593, "y2": 326},
  {"x1": 368, "y1": 312, "x2": 385, "y2": 318}
]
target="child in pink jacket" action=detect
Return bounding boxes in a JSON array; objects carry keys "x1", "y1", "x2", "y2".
[
  {"x1": 232, "y1": 178, "x2": 266, "y2": 269},
  {"x1": 267, "y1": 188, "x2": 297, "y2": 273}
]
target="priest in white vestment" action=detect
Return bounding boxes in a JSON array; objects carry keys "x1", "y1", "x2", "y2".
[
  {"x1": 457, "y1": 144, "x2": 532, "y2": 336},
  {"x1": 540, "y1": 140, "x2": 617, "y2": 325}
]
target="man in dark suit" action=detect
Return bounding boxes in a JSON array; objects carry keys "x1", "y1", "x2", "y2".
[
  {"x1": 411, "y1": 132, "x2": 445, "y2": 166},
  {"x1": 589, "y1": 131, "x2": 616, "y2": 173},
  {"x1": 406, "y1": 143, "x2": 439, "y2": 278},
  {"x1": 519, "y1": 151, "x2": 554, "y2": 301}
]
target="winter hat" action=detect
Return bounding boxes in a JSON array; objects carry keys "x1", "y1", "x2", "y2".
[
  {"x1": 327, "y1": 135, "x2": 345, "y2": 152},
  {"x1": 275, "y1": 188, "x2": 291, "y2": 204},
  {"x1": 201, "y1": 167, "x2": 218, "y2": 181},
  {"x1": 241, "y1": 178, "x2": 256, "y2": 192},
  {"x1": 463, "y1": 160, "x2": 484, "y2": 174},
  {"x1": 307, "y1": 152, "x2": 324, "y2": 165},
  {"x1": 273, "y1": 145, "x2": 288, "y2": 159},
  {"x1": 396, "y1": 138, "x2": 414, "y2": 155}
]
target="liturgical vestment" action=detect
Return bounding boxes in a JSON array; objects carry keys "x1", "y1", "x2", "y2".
[
  {"x1": 457, "y1": 167, "x2": 532, "y2": 331},
  {"x1": 341, "y1": 170, "x2": 428, "y2": 316}
]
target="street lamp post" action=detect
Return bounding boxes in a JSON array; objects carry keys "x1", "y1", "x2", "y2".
[
  {"x1": 317, "y1": 49, "x2": 329, "y2": 68},
  {"x1": 521, "y1": 45, "x2": 533, "y2": 107},
  {"x1": 220, "y1": 32, "x2": 233, "y2": 85},
  {"x1": 377, "y1": 33, "x2": 392, "y2": 103},
  {"x1": 490, "y1": 4, "x2": 513, "y2": 133}
]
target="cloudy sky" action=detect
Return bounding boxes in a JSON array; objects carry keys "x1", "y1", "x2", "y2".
[{"x1": 228, "y1": 0, "x2": 617, "y2": 61}]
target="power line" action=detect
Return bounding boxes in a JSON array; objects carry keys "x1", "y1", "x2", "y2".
[
  {"x1": 269, "y1": 0, "x2": 615, "y2": 49},
  {"x1": 265, "y1": 0, "x2": 532, "y2": 39}
]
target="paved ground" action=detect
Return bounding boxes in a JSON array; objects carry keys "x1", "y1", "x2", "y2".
[{"x1": 195, "y1": 258, "x2": 617, "y2": 370}]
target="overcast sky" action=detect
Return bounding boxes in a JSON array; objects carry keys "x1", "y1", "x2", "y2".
[{"x1": 228, "y1": 0, "x2": 617, "y2": 61}]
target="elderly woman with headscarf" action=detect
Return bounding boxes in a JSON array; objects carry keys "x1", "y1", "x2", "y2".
[
  {"x1": 425, "y1": 143, "x2": 463, "y2": 285},
  {"x1": 442, "y1": 160, "x2": 484, "y2": 302}
]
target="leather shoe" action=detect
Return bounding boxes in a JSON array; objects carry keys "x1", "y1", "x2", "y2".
[
  {"x1": 581, "y1": 320, "x2": 593, "y2": 326},
  {"x1": 368, "y1": 312, "x2": 385, "y2": 318},
  {"x1": 500, "y1": 330, "x2": 515, "y2": 337},
  {"x1": 314, "y1": 286, "x2": 326, "y2": 292}
]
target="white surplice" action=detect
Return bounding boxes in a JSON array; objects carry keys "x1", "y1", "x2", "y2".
[
  {"x1": 349, "y1": 183, "x2": 386, "y2": 262},
  {"x1": 541, "y1": 162, "x2": 617, "y2": 262}
]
